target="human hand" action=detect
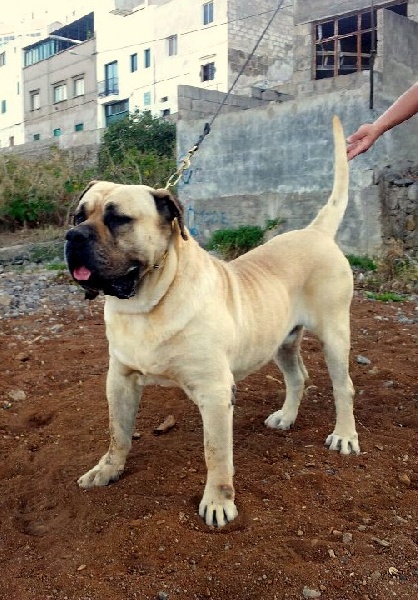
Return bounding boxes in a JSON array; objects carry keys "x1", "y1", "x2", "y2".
[{"x1": 346, "y1": 123, "x2": 380, "y2": 160}]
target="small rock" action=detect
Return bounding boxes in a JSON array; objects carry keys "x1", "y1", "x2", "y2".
[
  {"x1": 8, "y1": 389, "x2": 26, "y2": 402},
  {"x1": 342, "y1": 532, "x2": 353, "y2": 544},
  {"x1": 77, "y1": 564, "x2": 87, "y2": 571},
  {"x1": 153, "y1": 414, "x2": 176, "y2": 435},
  {"x1": 0, "y1": 293, "x2": 13, "y2": 307},
  {"x1": 15, "y1": 351, "x2": 30, "y2": 362},
  {"x1": 356, "y1": 355, "x2": 371, "y2": 365},
  {"x1": 157, "y1": 592, "x2": 168, "y2": 600},
  {"x1": 398, "y1": 473, "x2": 411, "y2": 486},
  {"x1": 132, "y1": 431, "x2": 141, "y2": 440},
  {"x1": 303, "y1": 587, "x2": 321, "y2": 598},
  {"x1": 371, "y1": 536, "x2": 390, "y2": 547}
]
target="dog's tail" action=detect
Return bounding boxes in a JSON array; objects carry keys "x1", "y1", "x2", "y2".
[{"x1": 307, "y1": 115, "x2": 349, "y2": 238}]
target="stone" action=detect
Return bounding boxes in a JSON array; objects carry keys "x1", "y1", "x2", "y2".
[
  {"x1": 303, "y1": 587, "x2": 321, "y2": 598},
  {"x1": 8, "y1": 389, "x2": 26, "y2": 402}
]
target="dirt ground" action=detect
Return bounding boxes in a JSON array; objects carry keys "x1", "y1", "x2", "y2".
[{"x1": 0, "y1": 288, "x2": 417, "y2": 600}]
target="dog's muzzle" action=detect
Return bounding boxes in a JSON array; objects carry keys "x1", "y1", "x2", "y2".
[{"x1": 65, "y1": 226, "x2": 141, "y2": 300}]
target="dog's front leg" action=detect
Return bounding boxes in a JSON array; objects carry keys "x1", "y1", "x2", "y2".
[
  {"x1": 194, "y1": 384, "x2": 238, "y2": 527},
  {"x1": 78, "y1": 357, "x2": 143, "y2": 488}
]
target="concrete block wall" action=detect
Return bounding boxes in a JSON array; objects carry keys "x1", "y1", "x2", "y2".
[
  {"x1": 177, "y1": 81, "x2": 385, "y2": 256},
  {"x1": 295, "y1": 0, "x2": 418, "y2": 24},
  {"x1": 227, "y1": 0, "x2": 294, "y2": 93},
  {"x1": 177, "y1": 85, "x2": 270, "y2": 122}
]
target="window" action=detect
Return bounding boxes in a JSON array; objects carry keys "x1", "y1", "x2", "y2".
[
  {"x1": 9, "y1": 136, "x2": 14, "y2": 147},
  {"x1": 100, "y1": 61, "x2": 119, "y2": 96},
  {"x1": 0, "y1": 52, "x2": 5, "y2": 67},
  {"x1": 53, "y1": 128, "x2": 61, "y2": 137},
  {"x1": 33, "y1": 133, "x2": 40, "y2": 141},
  {"x1": 75, "y1": 123, "x2": 84, "y2": 132},
  {"x1": 144, "y1": 48, "x2": 151, "y2": 68},
  {"x1": 104, "y1": 99, "x2": 129, "y2": 126},
  {"x1": 1, "y1": 100, "x2": 6, "y2": 114},
  {"x1": 30, "y1": 90, "x2": 40, "y2": 110},
  {"x1": 167, "y1": 35, "x2": 178, "y2": 56},
  {"x1": 144, "y1": 91, "x2": 151, "y2": 106},
  {"x1": 53, "y1": 83, "x2": 67, "y2": 103},
  {"x1": 130, "y1": 53, "x2": 138, "y2": 72},
  {"x1": 161, "y1": 108, "x2": 171, "y2": 117},
  {"x1": 314, "y1": 1, "x2": 407, "y2": 79},
  {"x1": 203, "y1": 2, "x2": 214, "y2": 25},
  {"x1": 201, "y1": 62, "x2": 215, "y2": 81},
  {"x1": 73, "y1": 77, "x2": 85, "y2": 97}
]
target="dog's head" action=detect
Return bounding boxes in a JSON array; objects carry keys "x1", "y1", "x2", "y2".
[{"x1": 65, "y1": 181, "x2": 187, "y2": 300}]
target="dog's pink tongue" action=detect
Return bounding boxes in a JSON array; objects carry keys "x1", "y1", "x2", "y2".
[{"x1": 73, "y1": 266, "x2": 91, "y2": 281}]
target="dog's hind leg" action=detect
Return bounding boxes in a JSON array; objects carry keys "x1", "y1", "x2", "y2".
[
  {"x1": 265, "y1": 326, "x2": 308, "y2": 431},
  {"x1": 318, "y1": 316, "x2": 360, "y2": 455},
  {"x1": 78, "y1": 357, "x2": 143, "y2": 488}
]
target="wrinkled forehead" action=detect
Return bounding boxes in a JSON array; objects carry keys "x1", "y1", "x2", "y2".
[{"x1": 79, "y1": 183, "x2": 157, "y2": 218}]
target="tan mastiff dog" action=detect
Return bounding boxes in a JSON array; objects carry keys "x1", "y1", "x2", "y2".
[{"x1": 65, "y1": 116, "x2": 358, "y2": 528}]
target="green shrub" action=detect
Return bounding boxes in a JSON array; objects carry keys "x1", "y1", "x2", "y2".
[
  {"x1": 0, "y1": 150, "x2": 92, "y2": 229},
  {"x1": 97, "y1": 110, "x2": 176, "y2": 187},
  {"x1": 206, "y1": 217, "x2": 287, "y2": 260},
  {"x1": 365, "y1": 291, "x2": 407, "y2": 302},
  {"x1": 346, "y1": 254, "x2": 377, "y2": 271}
]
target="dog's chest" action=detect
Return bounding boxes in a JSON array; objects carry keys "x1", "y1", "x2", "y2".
[{"x1": 105, "y1": 314, "x2": 179, "y2": 379}]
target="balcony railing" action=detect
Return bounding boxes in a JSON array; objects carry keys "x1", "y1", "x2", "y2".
[{"x1": 98, "y1": 78, "x2": 119, "y2": 97}]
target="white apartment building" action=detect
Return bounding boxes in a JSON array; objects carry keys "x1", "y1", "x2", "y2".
[
  {"x1": 0, "y1": 31, "x2": 44, "y2": 147},
  {"x1": 0, "y1": 0, "x2": 294, "y2": 147},
  {"x1": 95, "y1": 0, "x2": 293, "y2": 127}
]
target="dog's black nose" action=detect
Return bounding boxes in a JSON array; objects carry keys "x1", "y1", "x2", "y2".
[{"x1": 65, "y1": 225, "x2": 95, "y2": 244}]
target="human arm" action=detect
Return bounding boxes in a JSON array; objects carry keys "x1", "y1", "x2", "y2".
[{"x1": 347, "y1": 82, "x2": 418, "y2": 160}]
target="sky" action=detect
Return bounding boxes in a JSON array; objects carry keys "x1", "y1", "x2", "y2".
[{"x1": 2, "y1": 0, "x2": 99, "y2": 29}]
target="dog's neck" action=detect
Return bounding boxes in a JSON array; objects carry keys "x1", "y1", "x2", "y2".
[
  {"x1": 105, "y1": 242, "x2": 180, "y2": 315},
  {"x1": 139, "y1": 251, "x2": 169, "y2": 281}
]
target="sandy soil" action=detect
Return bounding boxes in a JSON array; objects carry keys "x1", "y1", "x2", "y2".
[{"x1": 0, "y1": 291, "x2": 417, "y2": 600}]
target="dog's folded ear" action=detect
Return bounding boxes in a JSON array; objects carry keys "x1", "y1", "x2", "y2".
[
  {"x1": 152, "y1": 189, "x2": 188, "y2": 241},
  {"x1": 79, "y1": 180, "x2": 99, "y2": 202}
]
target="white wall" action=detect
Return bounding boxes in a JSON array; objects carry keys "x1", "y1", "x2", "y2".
[
  {"x1": 0, "y1": 40, "x2": 25, "y2": 147},
  {"x1": 95, "y1": 0, "x2": 230, "y2": 124}
]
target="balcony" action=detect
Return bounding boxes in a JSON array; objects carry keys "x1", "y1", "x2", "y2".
[{"x1": 98, "y1": 78, "x2": 119, "y2": 97}]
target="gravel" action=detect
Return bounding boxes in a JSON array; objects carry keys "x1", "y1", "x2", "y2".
[{"x1": 0, "y1": 264, "x2": 90, "y2": 320}]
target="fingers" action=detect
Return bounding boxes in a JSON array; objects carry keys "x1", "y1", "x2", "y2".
[{"x1": 347, "y1": 140, "x2": 369, "y2": 160}]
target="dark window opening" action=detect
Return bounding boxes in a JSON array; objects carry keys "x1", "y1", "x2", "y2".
[
  {"x1": 201, "y1": 62, "x2": 215, "y2": 81},
  {"x1": 314, "y1": 1, "x2": 407, "y2": 80},
  {"x1": 130, "y1": 53, "x2": 138, "y2": 72},
  {"x1": 104, "y1": 99, "x2": 129, "y2": 126}
]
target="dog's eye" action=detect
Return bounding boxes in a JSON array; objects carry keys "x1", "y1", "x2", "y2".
[
  {"x1": 104, "y1": 213, "x2": 132, "y2": 230},
  {"x1": 74, "y1": 212, "x2": 85, "y2": 225}
]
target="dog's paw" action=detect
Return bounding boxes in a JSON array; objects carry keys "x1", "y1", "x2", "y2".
[
  {"x1": 325, "y1": 432, "x2": 360, "y2": 455},
  {"x1": 199, "y1": 484, "x2": 238, "y2": 527},
  {"x1": 264, "y1": 409, "x2": 296, "y2": 431},
  {"x1": 78, "y1": 463, "x2": 123, "y2": 489}
]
